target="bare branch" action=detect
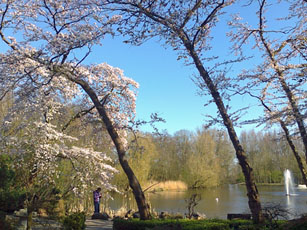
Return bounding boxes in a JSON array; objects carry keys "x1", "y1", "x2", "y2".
[
  {"x1": 180, "y1": 0, "x2": 202, "y2": 30},
  {"x1": 192, "y1": 0, "x2": 225, "y2": 46}
]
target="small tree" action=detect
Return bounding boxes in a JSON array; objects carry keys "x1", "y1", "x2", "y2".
[
  {"x1": 1, "y1": 100, "x2": 117, "y2": 229},
  {"x1": 185, "y1": 193, "x2": 201, "y2": 219}
]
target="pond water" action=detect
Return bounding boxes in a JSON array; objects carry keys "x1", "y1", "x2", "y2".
[{"x1": 108, "y1": 184, "x2": 307, "y2": 219}]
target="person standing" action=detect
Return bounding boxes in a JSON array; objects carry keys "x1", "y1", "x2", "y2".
[{"x1": 93, "y1": 187, "x2": 102, "y2": 214}]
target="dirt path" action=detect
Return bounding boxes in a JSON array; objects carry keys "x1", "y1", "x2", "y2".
[{"x1": 85, "y1": 219, "x2": 113, "y2": 230}]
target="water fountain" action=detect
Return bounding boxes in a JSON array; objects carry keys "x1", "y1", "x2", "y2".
[{"x1": 284, "y1": 169, "x2": 294, "y2": 196}]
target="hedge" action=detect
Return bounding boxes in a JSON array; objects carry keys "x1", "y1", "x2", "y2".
[
  {"x1": 113, "y1": 219, "x2": 257, "y2": 230},
  {"x1": 112, "y1": 218, "x2": 307, "y2": 230}
]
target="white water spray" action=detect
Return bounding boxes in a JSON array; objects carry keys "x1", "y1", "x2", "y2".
[{"x1": 284, "y1": 169, "x2": 294, "y2": 196}]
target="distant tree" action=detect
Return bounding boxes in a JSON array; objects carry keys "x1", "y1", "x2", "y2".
[
  {"x1": 240, "y1": 130, "x2": 302, "y2": 184},
  {"x1": 188, "y1": 128, "x2": 221, "y2": 188},
  {"x1": 173, "y1": 130, "x2": 194, "y2": 181},
  {"x1": 101, "y1": 0, "x2": 263, "y2": 222},
  {"x1": 113, "y1": 132, "x2": 159, "y2": 189},
  {"x1": 150, "y1": 132, "x2": 180, "y2": 182},
  {"x1": 212, "y1": 129, "x2": 235, "y2": 183},
  {"x1": 143, "y1": 128, "x2": 234, "y2": 188}
]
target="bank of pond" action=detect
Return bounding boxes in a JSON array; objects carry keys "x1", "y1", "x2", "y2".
[{"x1": 109, "y1": 184, "x2": 307, "y2": 220}]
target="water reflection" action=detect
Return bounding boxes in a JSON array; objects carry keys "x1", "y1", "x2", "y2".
[{"x1": 108, "y1": 185, "x2": 307, "y2": 219}]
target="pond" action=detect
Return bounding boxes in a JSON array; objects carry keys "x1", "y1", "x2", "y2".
[{"x1": 108, "y1": 184, "x2": 307, "y2": 219}]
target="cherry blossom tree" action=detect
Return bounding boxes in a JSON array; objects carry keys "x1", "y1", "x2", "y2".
[
  {"x1": 1, "y1": 99, "x2": 118, "y2": 229},
  {"x1": 228, "y1": 0, "x2": 306, "y2": 184},
  {"x1": 0, "y1": 0, "x2": 150, "y2": 220},
  {"x1": 99, "y1": 0, "x2": 264, "y2": 223}
]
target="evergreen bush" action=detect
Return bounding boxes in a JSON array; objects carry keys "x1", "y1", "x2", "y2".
[
  {"x1": 0, "y1": 155, "x2": 26, "y2": 213},
  {"x1": 62, "y1": 212, "x2": 86, "y2": 230}
]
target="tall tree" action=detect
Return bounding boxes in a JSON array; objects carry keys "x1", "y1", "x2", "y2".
[
  {"x1": 102, "y1": 0, "x2": 263, "y2": 222},
  {"x1": 0, "y1": 0, "x2": 150, "y2": 219},
  {"x1": 228, "y1": 0, "x2": 306, "y2": 184}
]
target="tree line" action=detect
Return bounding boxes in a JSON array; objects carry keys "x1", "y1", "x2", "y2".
[{"x1": 113, "y1": 128, "x2": 305, "y2": 190}]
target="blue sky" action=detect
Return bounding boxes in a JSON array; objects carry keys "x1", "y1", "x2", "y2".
[
  {"x1": 88, "y1": 34, "x2": 261, "y2": 135},
  {"x1": 89, "y1": 36, "x2": 212, "y2": 134}
]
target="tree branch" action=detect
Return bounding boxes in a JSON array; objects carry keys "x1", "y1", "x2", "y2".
[{"x1": 192, "y1": 0, "x2": 225, "y2": 47}]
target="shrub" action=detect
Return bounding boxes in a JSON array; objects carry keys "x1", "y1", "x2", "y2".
[
  {"x1": 62, "y1": 212, "x2": 86, "y2": 230},
  {"x1": 0, "y1": 210, "x2": 13, "y2": 230},
  {"x1": 281, "y1": 215, "x2": 307, "y2": 230},
  {"x1": 113, "y1": 218, "x2": 289, "y2": 230},
  {"x1": 113, "y1": 219, "x2": 243, "y2": 230},
  {"x1": 0, "y1": 155, "x2": 26, "y2": 213},
  {"x1": 40, "y1": 188, "x2": 62, "y2": 218}
]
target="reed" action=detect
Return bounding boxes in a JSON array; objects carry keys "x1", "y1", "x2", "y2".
[{"x1": 144, "y1": 180, "x2": 188, "y2": 192}]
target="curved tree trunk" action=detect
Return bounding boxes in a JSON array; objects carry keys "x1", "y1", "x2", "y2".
[
  {"x1": 183, "y1": 40, "x2": 263, "y2": 223},
  {"x1": 280, "y1": 121, "x2": 307, "y2": 186},
  {"x1": 277, "y1": 77, "x2": 307, "y2": 164},
  {"x1": 70, "y1": 77, "x2": 150, "y2": 220},
  {"x1": 255, "y1": 94, "x2": 307, "y2": 187},
  {"x1": 258, "y1": 0, "x2": 307, "y2": 166}
]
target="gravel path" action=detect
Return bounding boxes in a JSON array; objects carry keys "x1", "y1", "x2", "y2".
[{"x1": 85, "y1": 219, "x2": 113, "y2": 230}]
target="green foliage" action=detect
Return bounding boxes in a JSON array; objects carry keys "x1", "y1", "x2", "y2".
[
  {"x1": 41, "y1": 188, "x2": 62, "y2": 217},
  {"x1": 62, "y1": 212, "x2": 86, "y2": 230},
  {"x1": 0, "y1": 210, "x2": 13, "y2": 230},
  {"x1": 235, "y1": 172, "x2": 245, "y2": 184},
  {"x1": 0, "y1": 190, "x2": 26, "y2": 213},
  {"x1": 113, "y1": 218, "x2": 182, "y2": 230},
  {"x1": 0, "y1": 155, "x2": 15, "y2": 189},
  {"x1": 270, "y1": 171, "x2": 284, "y2": 184},
  {"x1": 281, "y1": 216, "x2": 307, "y2": 230},
  {"x1": 0, "y1": 155, "x2": 26, "y2": 213},
  {"x1": 112, "y1": 127, "x2": 304, "y2": 189},
  {"x1": 113, "y1": 129, "x2": 236, "y2": 190},
  {"x1": 113, "y1": 218, "x2": 298, "y2": 230},
  {"x1": 240, "y1": 130, "x2": 304, "y2": 184}
]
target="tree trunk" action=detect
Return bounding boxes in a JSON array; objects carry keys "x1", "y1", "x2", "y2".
[
  {"x1": 280, "y1": 121, "x2": 307, "y2": 186},
  {"x1": 184, "y1": 41, "x2": 263, "y2": 223},
  {"x1": 26, "y1": 207, "x2": 33, "y2": 230},
  {"x1": 256, "y1": 95, "x2": 307, "y2": 187},
  {"x1": 278, "y1": 76, "x2": 307, "y2": 164},
  {"x1": 258, "y1": 4, "x2": 307, "y2": 166},
  {"x1": 70, "y1": 77, "x2": 150, "y2": 220}
]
